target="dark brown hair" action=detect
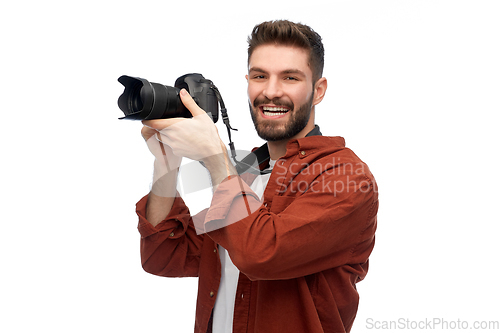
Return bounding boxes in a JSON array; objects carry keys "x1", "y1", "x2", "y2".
[{"x1": 247, "y1": 20, "x2": 325, "y2": 82}]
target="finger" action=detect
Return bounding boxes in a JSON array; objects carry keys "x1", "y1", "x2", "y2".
[
  {"x1": 156, "y1": 133, "x2": 169, "y2": 156},
  {"x1": 155, "y1": 130, "x2": 173, "y2": 145},
  {"x1": 141, "y1": 125, "x2": 158, "y2": 141},
  {"x1": 154, "y1": 130, "x2": 182, "y2": 152},
  {"x1": 142, "y1": 118, "x2": 185, "y2": 131},
  {"x1": 179, "y1": 89, "x2": 207, "y2": 117}
]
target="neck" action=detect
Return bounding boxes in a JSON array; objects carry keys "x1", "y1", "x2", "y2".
[
  {"x1": 267, "y1": 115, "x2": 316, "y2": 160},
  {"x1": 267, "y1": 140, "x2": 288, "y2": 160}
]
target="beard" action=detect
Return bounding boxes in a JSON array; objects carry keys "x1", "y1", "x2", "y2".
[{"x1": 249, "y1": 94, "x2": 314, "y2": 142}]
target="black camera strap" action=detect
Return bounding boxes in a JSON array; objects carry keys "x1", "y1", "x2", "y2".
[{"x1": 210, "y1": 84, "x2": 239, "y2": 163}]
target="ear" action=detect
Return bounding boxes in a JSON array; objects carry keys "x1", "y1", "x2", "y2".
[
  {"x1": 312, "y1": 77, "x2": 327, "y2": 106},
  {"x1": 245, "y1": 74, "x2": 249, "y2": 82}
]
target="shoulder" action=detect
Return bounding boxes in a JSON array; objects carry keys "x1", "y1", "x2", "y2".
[{"x1": 295, "y1": 136, "x2": 377, "y2": 191}]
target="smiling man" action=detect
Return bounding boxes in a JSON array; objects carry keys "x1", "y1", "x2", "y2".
[
  {"x1": 246, "y1": 41, "x2": 327, "y2": 159},
  {"x1": 135, "y1": 20, "x2": 378, "y2": 333}
]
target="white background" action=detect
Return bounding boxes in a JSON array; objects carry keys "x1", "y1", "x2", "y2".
[{"x1": 1, "y1": 0, "x2": 499, "y2": 332}]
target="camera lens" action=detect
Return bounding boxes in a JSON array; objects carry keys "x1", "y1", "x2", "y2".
[
  {"x1": 117, "y1": 75, "x2": 189, "y2": 120},
  {"x1": 126, "y1": 84, "x2": 143, "y2": 113}
]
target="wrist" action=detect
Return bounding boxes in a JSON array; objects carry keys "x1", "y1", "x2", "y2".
[
  {"x1": 201, "y1": 149, "x2": 238, "y2": 189},
  {"x1": 151, "y1": 162, "x2": 179, "y2": 197},
  {"x1": 152, "y1": 155, "x2": 180, "y2": 186}
]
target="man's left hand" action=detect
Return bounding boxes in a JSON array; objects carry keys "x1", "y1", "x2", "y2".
[{"x1": 142, "y1": 89, "x2": 225, "y2": 161}]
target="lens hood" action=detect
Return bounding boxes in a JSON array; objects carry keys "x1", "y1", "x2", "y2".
[
  {"x1": 117, "y1": 75, "x2": 155, "y2": 120},
  {"x1": 118, "y1": 75, "x2": 190, "y2": 120}
]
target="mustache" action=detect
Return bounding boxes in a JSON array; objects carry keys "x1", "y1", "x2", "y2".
[{"x1": 253, "y1": 97, "x2": 294, "y2": 110}]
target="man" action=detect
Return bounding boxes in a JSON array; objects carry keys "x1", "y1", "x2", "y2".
[{"x1": 136, "y1": 20, "x2": 378, "y2": 333}]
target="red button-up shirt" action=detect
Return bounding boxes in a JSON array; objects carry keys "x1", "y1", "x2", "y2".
[{"x1": 136, "y1": 135, "x2": 378, "y2": 333}]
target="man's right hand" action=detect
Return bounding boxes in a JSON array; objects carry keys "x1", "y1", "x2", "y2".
[
  {"x1": 141, "y1": 125, "x2": 183, "y2": 226},
  {"x1": 141, "y1": 125, "x2": 182, "y2": 170}
]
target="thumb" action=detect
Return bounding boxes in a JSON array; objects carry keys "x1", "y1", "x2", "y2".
[{"x1": 179, "y1": 89, "x2": 207, "y2": 117}]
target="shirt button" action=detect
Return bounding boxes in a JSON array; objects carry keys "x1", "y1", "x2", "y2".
[
  {"x1": 169, "y1": 232, "x2": 175, "y2": 237},
  {"x1": 210, "y1": 291, "x2": 215, "y2": 297},
  {"x1": 300, "y1": 151, "x2": 306, "y2": 156}
]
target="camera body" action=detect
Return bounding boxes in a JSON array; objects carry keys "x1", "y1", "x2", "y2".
[{"x1": 117, "y1": 74, "x2": 219, "y2": 122}]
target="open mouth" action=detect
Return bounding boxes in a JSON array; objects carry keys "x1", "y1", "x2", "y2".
[{"x1": 260, "y1": 106, "x2": 290, "y2": 118}]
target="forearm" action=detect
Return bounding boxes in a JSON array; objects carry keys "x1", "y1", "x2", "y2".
[
  {"x1": 202, "y1": 144, "x2": 238, "y2": 192},
  {"x1": 146, "y1": 158, "x2": 179, "y2": 227}
]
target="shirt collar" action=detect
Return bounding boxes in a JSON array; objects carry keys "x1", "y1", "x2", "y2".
[{"x1": 236, "y1": 125, "x2": 323, "y2": 175}]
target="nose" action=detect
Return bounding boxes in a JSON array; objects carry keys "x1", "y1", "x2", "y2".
[{"x1": 263, "y1": 77, "x2": 283, "y2": 100}]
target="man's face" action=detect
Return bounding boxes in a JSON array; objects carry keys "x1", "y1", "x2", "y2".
[{"x1": 246, "y1": 44, "x2": 317, "y2": 142}]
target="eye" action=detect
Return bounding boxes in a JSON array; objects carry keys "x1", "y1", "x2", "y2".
[
  {"x1": 284, "y1": 76, "x2": 299, "y2": 81},
  {"x1": 253, "y1": 74, "x2": 266, "y2": 79}
]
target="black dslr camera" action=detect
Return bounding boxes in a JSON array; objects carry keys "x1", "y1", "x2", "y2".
[
  {"x1": 116, "y1": 74, "x2": 265, "y2": 174},
  {"x1": 117, "y1": 74, "x2": 219, "y2": 122}
]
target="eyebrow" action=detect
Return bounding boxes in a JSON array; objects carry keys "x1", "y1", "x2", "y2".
[
  {"x1": 282, "y1": 69, "x2": 307, "y2": 76},
  {"x1": 248, "y1": 67, "x2": 267, "y2": 74},
  {"x1": 249, "y1": 67, "x2": 307, "y2": 77}
]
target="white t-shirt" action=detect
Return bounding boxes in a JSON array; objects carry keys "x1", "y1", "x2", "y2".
[{"x1": 212, "y1": 160, "x2": 275, "y2": 333}]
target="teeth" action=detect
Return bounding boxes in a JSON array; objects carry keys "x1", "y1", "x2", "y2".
[
  {"x1": 263, "y1": 106, "x2": 288, "y2": 112},
  {"x1": 264, "y1": 111, "x2": 287, "y2": 116},
  {"x1": 262, "y1": 106, "x2": 289, "y2": 117}
]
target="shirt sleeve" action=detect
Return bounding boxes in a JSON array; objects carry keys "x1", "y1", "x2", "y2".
[
  {"x1": 136, "y1": 194, "x2": 206, "y2": 278},
  {"x1": 205, "y1": 171, "x2": 378, "y2": 281}
]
